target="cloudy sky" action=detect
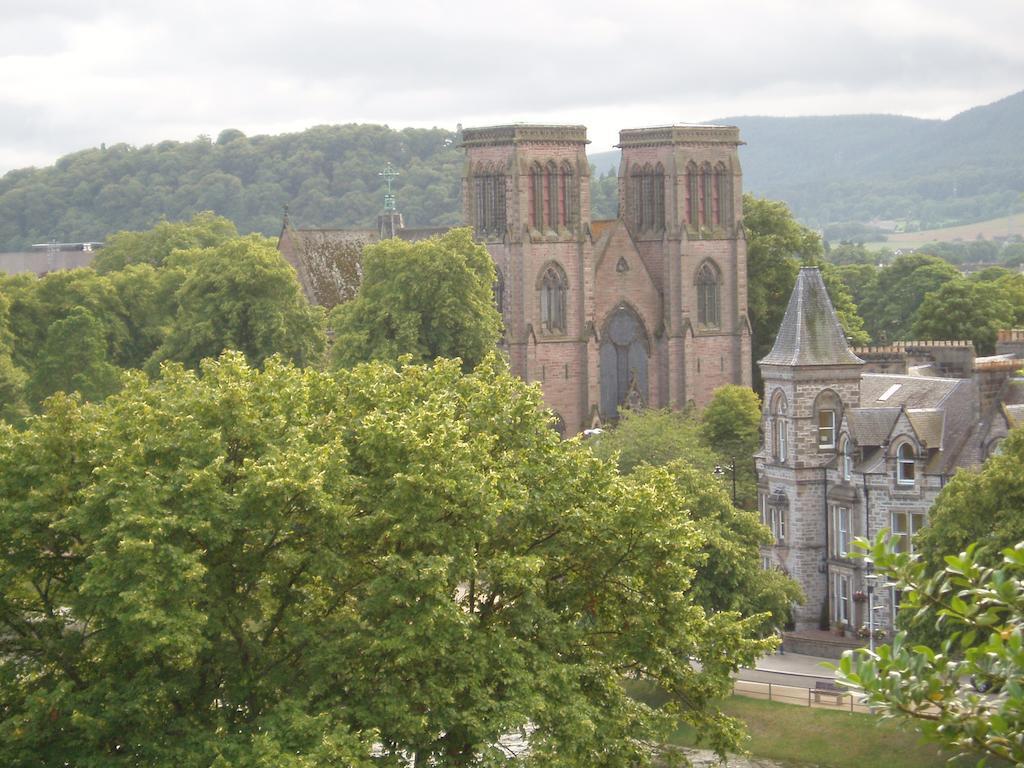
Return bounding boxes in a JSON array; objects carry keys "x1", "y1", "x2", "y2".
[{"x1": 2, "y1": 0, "x2": 1022, "y2": 174}]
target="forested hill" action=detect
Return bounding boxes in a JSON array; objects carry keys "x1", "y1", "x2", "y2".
[
  {"x1": 723, "y1": 90, "x2": 1024, "y2": 231},
  {"x1": 593, "y1": 90, "x2": 1024, "y2": 234},
  {"x1": 2, "y1": 91, "x2": 1022, "y2": 250},
  {"x1": 0, "y1": 125, "x2": 465, "y2": 251}
]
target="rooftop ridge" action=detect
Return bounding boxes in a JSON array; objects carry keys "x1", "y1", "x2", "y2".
[
  {"x1": 616, "y1": 125, "x2": 742, "y2": 148},
  {"x1": 460, "y1": 124, "x2": 589, "y2": 148},
  {"x1": 852, "y1": 339, "x2": 976, "y2": 353}
]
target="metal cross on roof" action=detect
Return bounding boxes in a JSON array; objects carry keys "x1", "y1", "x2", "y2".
[{"x1": 379, "y1": 162, "x2": 400, "y2": 211}]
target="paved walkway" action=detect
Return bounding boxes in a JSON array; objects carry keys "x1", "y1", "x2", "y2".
[{"x1": 735, "y1": 650, "x2": 839, "y2": 689}]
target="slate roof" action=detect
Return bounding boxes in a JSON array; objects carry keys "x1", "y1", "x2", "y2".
[
  {"x1": 906, "y1": 408, "x2": 945, "y2": 449},
  {"x1": 847, "y1": 407, "x2": 900, "y2": 446},
  {"x1": 279, "y1": 224, "x2": 452, "y2": 309},
  {"x1": 759, "y1": 267, "x2": 864, "y2": 367},
  {"x1": 859, "y1": 373, "x2": 960, "y2": 408},
  {"x1": 1005, "y1": 404, "x2": 1024, "y2": 428}
]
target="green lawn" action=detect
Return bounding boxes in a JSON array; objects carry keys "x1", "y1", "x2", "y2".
[{"x1": 670, "y1": 695, "x2": 1004, "y2": 768}]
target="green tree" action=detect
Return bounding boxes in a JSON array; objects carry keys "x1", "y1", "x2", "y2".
[
  {"x1": 0, "y1": 293, "x2": 28, "y2": 423},
  {"x1": 93, "y1": 212, "x2": 239, "y2": 273},
  {"x1": 860, "y1": 254, "x2": 960, "y2": 343},
  {"x1": 912, "y1": 278, "x2": 1014, "y2": 354},
  {"x1": 26, "y1": 306, "x2": 122, "y2": 405},
  {"x1": 106, "y1": 263, "x2": 188, "y2": 369},
  {"x1": 832, "y1": 263, "x2": 879, "y2": 309},
  {"x1": 824, "y1": 242, "x2": 876, "y2": 266},
  {"x1": 659, "y1": 461, "x2": 803, "y2": 630},
  {"x1": 329, "y1": 228, "x2": 501, "y2": 371},
  {"x1": 700, "y1": 385, "x2": 762, "y2": 508},
  {"x1": 837, "y1": 535, "x2": 1024, "y2": 766},
  {"x1": 586, "y1": 405, "x2": 802, "y2": 630},
  {"x1": 744, "y1": 195, "x2": 809, "y2": 374},
  {"x1": 0, "y1": 352, "x2": 774, "y2": 766},
  {"x1": 588, "y1": 407, "x2": 720, "y2": 476},
  {"x1": 0, "y1": 269, "x2": 129, "y2": 374},
  {"x1": 916, "y1": 427, "x2": 1024, "y2": 576},
  {"x1": 150, "y1": 235, "x2": 325, "y2": 372},
  {"x1": 744, "y1": 196, "x2": 870, "y2": 381}
]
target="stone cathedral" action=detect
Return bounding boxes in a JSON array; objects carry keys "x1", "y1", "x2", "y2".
[{"x1": 280, "y1": 123, "x2": 752, "y2": 433}]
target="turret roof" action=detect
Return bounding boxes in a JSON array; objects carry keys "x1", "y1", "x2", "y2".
[{"x1": 759, "y1": 266, "x2": 864, "y2": 367}]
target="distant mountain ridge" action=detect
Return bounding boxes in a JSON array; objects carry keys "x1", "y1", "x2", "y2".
[
  {"x1": 1, "y1": 92, "x2": 1021, "y2": 250},
  {"x1": 591, "y1": 90, "x2": 1024, "y2": 233}
]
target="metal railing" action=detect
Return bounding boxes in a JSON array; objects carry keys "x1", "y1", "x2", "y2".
[{"x1": 733, "y1": 671, "x2": 872, "y2": 713}]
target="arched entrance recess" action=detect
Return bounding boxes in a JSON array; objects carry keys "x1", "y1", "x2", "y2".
[{"x1": 599, "y1": 305, "x2": 649, "y2": 420}]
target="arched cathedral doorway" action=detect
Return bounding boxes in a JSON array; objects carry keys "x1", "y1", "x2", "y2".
[{"x1": 599, "y1": 305, "x2": 649, "y2": 420}]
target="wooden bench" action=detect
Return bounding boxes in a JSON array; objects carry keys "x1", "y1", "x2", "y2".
[{"x1": 812, "y1": 680, "x2": 846, "y2": 704}]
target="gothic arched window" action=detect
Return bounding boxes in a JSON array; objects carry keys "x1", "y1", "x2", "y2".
[
  {"x1": 696, "y1": 261, "x2": 721, "y2": 328},
  {"x1": 473, "y1": 164, "x2": 506, "y2": 236},
  {"x1": 641, "y1": 164, "x2": 654, "y2": 230},
  {"x1": 560, "y1": 161, "x2": 576, "y2": 229},
  {"x1": 653, "y1": 163, "x2": 665, "y2": 230},
  {"x1": 686, "y1": 162, "x2": 699, "y2": 225},
  {"x1": 530, "y1": 163, "x2": 544, "y2": 229},
  {"x1": 547, "y1": 161, "x2": 559, "y2": 229},
  {"x1": 715, "y1": 161, "x2": 731, "y2": 227},
  {"x1": 631, "y1": 165, "x2": 643, "y2": 229},
  {"x1": 631, "y1": 163, "x2": 665, "y2": 232},
  {"x1": 702, "y1": 162, "x2": 714, "y2": 225},
  {"x1": 599, "y1": 305, "x2": 649, "y2": 421},
  {"x1": 539, "y1": 263, "x2": 568, "y2": 334}
]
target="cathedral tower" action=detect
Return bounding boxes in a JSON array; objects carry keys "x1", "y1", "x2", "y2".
[
  {"x1": 462, "y1": 126, "x2": 593, "y2": 432},
  {"x1": 617, "y1": 126, "x2": 750, "y2": 411}
]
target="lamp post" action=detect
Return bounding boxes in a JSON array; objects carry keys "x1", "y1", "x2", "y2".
[{"x1": 714, "y1": 458, "x2": 737, "y2": 504}]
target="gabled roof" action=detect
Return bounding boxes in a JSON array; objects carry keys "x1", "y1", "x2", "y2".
[
  {"x1": 847, "y1": 407, "x2": 901, "y2": 446},
  {"x1": 759, "y1": 267, "x2": 864, "y2": 367},
  {"x1": 906, "y1": 408, "x2": 945, "y2": 450}
]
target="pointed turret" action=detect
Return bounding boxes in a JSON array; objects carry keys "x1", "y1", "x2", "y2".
[{"x1": 760, "y1": 266, "x2": 863, "y2": 367}]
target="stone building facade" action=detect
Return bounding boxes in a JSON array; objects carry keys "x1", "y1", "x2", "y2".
[
  {"x1": 756, "y1": 267, "x2": 1024, "y2": 633},
  {"x1": 461, "y1": 124, "x2": 751, "y2": 432},
  {"x1": 280, "y1": 123, "x2": 751, "y2": 433}
]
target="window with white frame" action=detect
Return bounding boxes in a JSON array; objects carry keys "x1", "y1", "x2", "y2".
[
  {"x1": 830, "y1": 505, "x2": 851, "y2": 558},
  {"x1": 832, "y1": 572, "x2": 851, "y2": 625},
  {"x1": 841, "y1": 437, "x2": 853, "y2": 481},
  {"x1": 814, "y1": 390, "x2": 841, "y2": 449},
  {"x1": 761, "y1": 497, "x2": 786, "y2": 544},
  {"x1": 896, "y1": 442, "x2": 916, "y2": 485},
  {"x1": 819, "y1": 409, "x2": 836, "y2": 448},
  {"x1": 891, "y1": 510, "x2": 926, "y2": 554}
]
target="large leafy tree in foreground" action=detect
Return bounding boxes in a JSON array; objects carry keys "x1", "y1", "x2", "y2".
[
  {"x1": 329, "y1": 227, "x2": 501, "y2": 371},
  {"x1": 0, "y1": 353, "x2": 773, "y2": 766},
  {"x1": 586, "y1": 405, "x2": 802, "y2": 630},
  {"x1": 837, "y1": 536, "x2": 1024, "y2": 766}
]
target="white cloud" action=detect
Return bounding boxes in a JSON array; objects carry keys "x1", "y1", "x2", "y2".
[{"x1": 0, "y1": 0, "x2": 1022, "y2": 171}]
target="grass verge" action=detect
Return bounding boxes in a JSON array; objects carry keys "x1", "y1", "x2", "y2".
[{"x1": 670, "y1": 695, "x2": 1007, "y2": 768}]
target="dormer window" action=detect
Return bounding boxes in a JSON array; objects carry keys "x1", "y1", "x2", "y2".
[
  {"x1": 896, "y1": 442, "x2": 916, "y2": 485},
  {"x1": 840, "y1": 437, "x2": 853, "y2": 481}
]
